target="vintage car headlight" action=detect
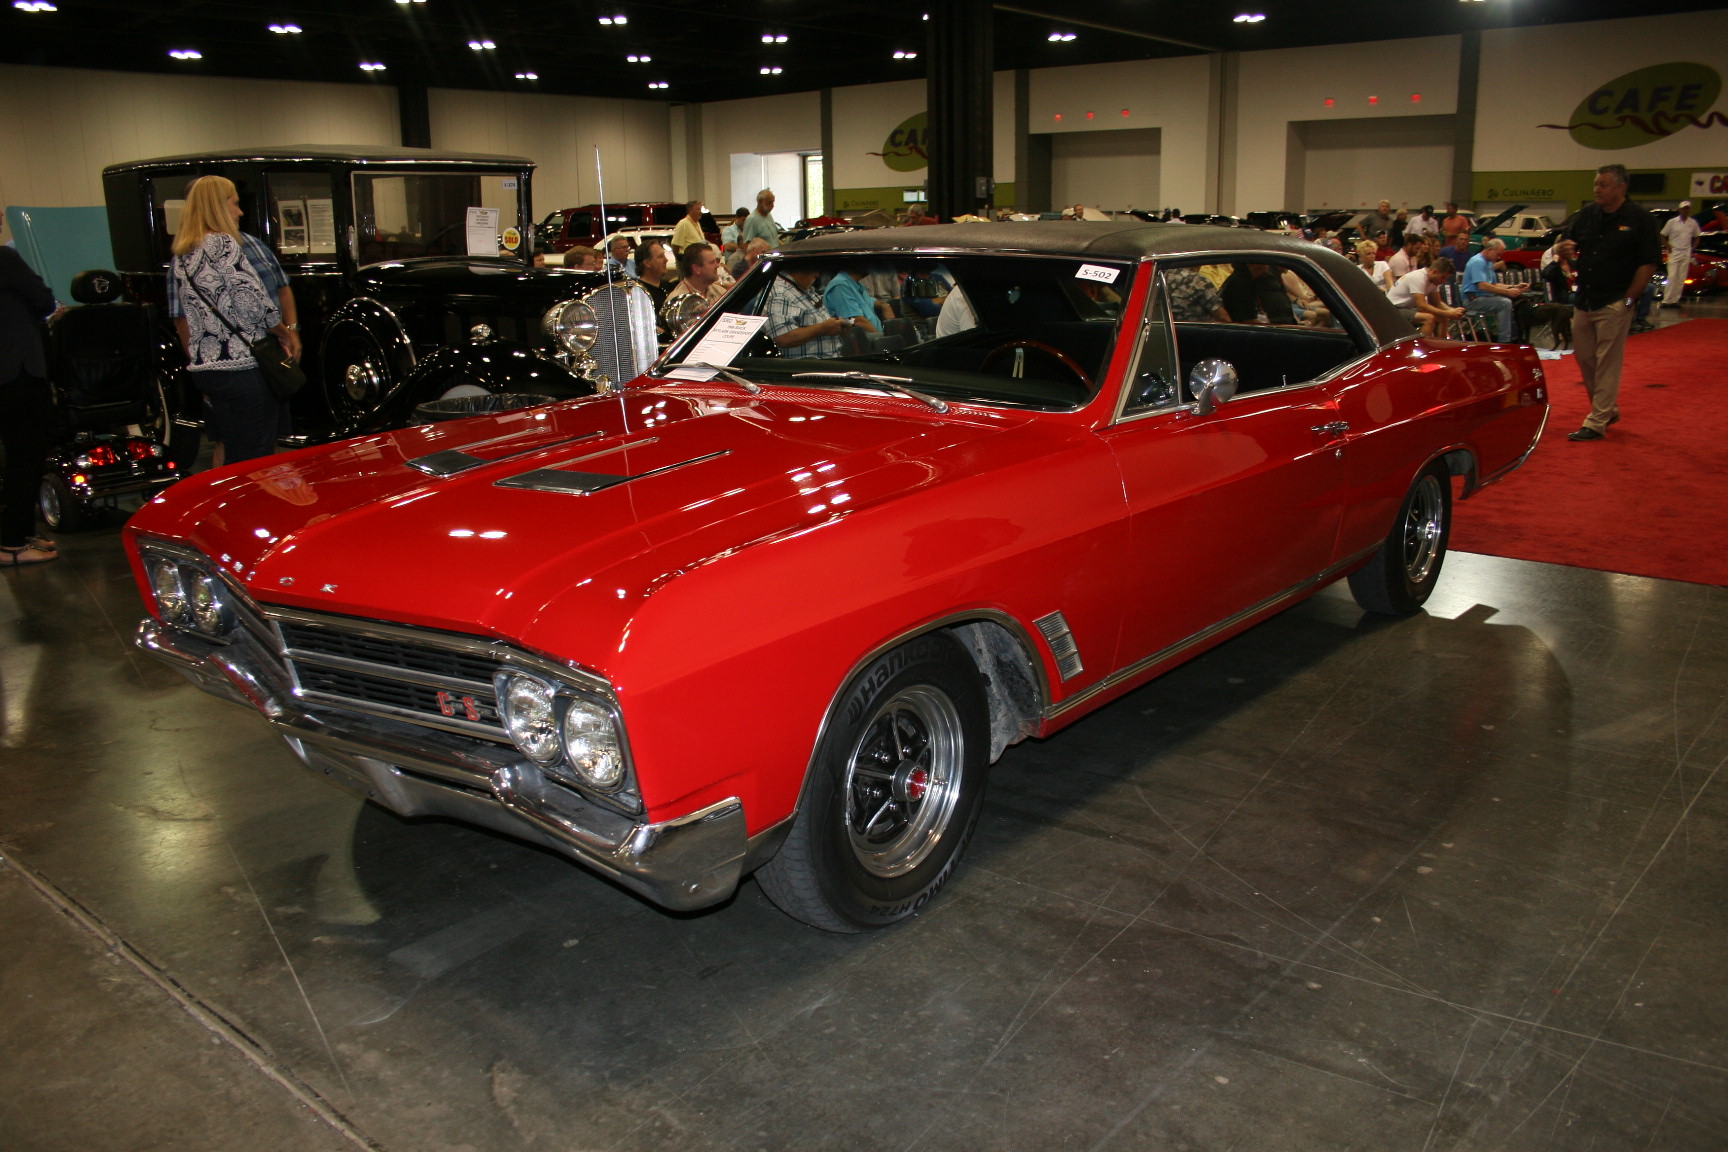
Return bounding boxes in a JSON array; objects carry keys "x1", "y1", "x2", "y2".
[
  {"x1": 500, "y1": 673, "x2": 562, "y2": 763},
  {"x1": 561, "y1": 698, "x2": 625, "y2": 790},
  {"x1": 542, "y1": 298, "x2": 599, "y2": 355},
  {"x1": 497, "y1": 671, "x2": 629, "y2": 792},
  {"x1": 188, "y1": 572, "x2": 228, "y2": 635},
  {"x1": 148, "y1": 558, "x2": 190, "y2": 627},
  {"x1": 144, "y1": 551, "x2": 237, "y2": 639}
]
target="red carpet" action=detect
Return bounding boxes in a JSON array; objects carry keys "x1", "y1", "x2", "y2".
[{"x1": 1451, "y1": 318, "x2": 1728, "y2": 587}]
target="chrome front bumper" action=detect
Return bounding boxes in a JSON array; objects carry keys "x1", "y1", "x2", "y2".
[{"x1": 136, "y1": 617, "x2": 750, "y2": 911}]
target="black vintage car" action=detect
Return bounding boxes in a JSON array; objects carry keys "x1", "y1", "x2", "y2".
[{"x1": 102, "y1": 146, "x2": 659, "y2": 449}]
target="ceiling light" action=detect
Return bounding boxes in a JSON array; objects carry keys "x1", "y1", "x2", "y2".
[
  {"x1": 761, "y1": 33, "x2": 787, "y2": 43},
  {"x1": 1233, "y1": 13, "x2": 1266, "y2": 23},
  {"x1": 393, "y1": 0, "x2": 426, "y2": 5},
  {"x1": 759, "y1": 66, "x2": 783, "y2": 75},
  {"x1": 168, "y1": 48, "x2": 202, "y2": 59},
  {"x1": 468, "y1": 38, "x2": 496, "y2": 50},
  {"x1": 893, "y1": 50, "x2": 918, "y2": 59},
  {"x1": 268, "y1": 22, "x2": 301, "y2": 33},
  {"x1": 1047, "y1": 31, "x2": 1076, "y2": 42},
  {"x1": 359, "y1": 61, "x2": 387, "y2": 71},
  {"x1": 626, "y1": 54, "x2": 650, "y2": 62},
  {"x1": 14, "y1": 1, "x2": 60, "y2": 11},
  {"x1": 598, "y1": 13, "x2": 627, "y2": 24},
  {"x1": 515, "y1": 71, "x2": 538, "y2": 80},
  {"x1": 648, "y1": 81, "x2": 668, "y2": 89}
]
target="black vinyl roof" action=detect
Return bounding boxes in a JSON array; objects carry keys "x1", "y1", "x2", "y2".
[
  {"x1": 785, "y1": 221, "x2": 1416, "y2": 347},
  {"x1": 103, "y1": 146, "x2": 534, "y2": 175}
]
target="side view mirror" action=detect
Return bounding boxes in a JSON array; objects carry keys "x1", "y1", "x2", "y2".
[
  {"x1": 662, "y1": 293, "x2": 711, "y2": 338},
  {"x1": 1187, "y1": 358, "x2": 1239, "y2": 415}
]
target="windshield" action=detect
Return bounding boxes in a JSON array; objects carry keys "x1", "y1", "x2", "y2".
[
  {"x1": 661, "y1": 253, "x2": 1132, "y2": 409},
  {"x1": 353, "y1": 171, "x2": 526, "y2": 264}
]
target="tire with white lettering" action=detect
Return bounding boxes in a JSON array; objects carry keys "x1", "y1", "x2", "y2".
[
  {"x1": 756, "y1": 633, "x2": 989, "y2": 932},
  {"x1": 1348, "y1": 462, "x2": 1451, "y2": 615}
]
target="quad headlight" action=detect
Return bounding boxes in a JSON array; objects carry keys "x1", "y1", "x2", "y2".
[
  {"x1": 142, "y1": 548, "x2": 235, "y2": 640},
  {"x1": 541, "y1": 298, "x2": 599, "y2": 355},
  {"x1": 496, "y1": 671, "x2": 629, "y2": 793}
]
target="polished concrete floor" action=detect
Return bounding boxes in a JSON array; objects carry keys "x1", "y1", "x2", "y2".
[{"x1": 3, "y1": 323, "x2": 1726, "y2": 1150}]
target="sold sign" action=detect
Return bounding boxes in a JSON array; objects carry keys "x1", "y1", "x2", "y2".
[{"x1": 1547, "y1": 62, "x2": 1724, "y2": 150}]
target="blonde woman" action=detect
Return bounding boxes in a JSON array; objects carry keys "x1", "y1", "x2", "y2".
[
  {"x1": 1352, "y1": 239, "x2": 1394, "y2": 293},
  {"x1": 168, "y1": 176, "x2": 298, "y2": 465}
]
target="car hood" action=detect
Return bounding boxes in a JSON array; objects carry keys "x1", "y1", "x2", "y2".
[
  {"x1": 129, "y1": 384, "x2": 1034, "y2": 655},
  {"x1": 350, "y1": 257, "x2": 611, "y2": 304},
  {"x1": 1472, "y1": 204, "x2": 1528, "y2": 236}
]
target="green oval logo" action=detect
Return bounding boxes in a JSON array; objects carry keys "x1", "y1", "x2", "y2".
[
  {"x1": 1564, "y1": 62, "x2": 1721, "y2": 150},
  {"x1": 875, "y1": 112, "x2": 929, "y2": 172}
]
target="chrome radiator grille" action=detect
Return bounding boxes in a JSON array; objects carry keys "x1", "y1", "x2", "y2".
[
  {"x1": 586, "y1": 281, "x2": 658, "y2": 386},
  {"x1": 278, "y1": 619, "x2": 508, "y2": 742}
]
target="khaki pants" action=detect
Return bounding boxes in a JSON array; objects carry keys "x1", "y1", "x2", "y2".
[{"x1": 1571, "y1": 301, "x2": 1635, "y2": 431}]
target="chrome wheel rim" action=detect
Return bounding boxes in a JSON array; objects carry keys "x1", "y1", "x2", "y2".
[
  {"x1": 843, "y1": 685, "x2": 964, "y2": 878},
  {"x1": 344, "y1": 358, "x2": 385, "y2": 405},
  {"x1": 1401, "y1": 474, "x2": 1446, "y2": 584},
  {"x1": 38, "y1": 477, "x2": 61, "y2": 528}
]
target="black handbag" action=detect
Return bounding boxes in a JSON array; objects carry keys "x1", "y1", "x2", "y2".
[{"x1": 181, "y1": 250, "x2": 307, "y2": 400}]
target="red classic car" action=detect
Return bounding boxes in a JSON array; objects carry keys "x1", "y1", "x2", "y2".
[{"x1": 127, "y1": 223, "x2": 1547, "y2": 932}]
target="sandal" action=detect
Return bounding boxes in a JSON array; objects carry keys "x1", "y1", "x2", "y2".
[
  {"x1": 27, "y1": 537, "x2": 57, "y2": 553},
  {"x1": 0, "y1": 545, "x2": 59, "y2": 566}
]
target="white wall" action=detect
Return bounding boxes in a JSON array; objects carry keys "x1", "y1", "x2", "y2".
[
  {"x1": 1476, "y1": 11, "x2": 1728, "y2": 169},
  {"x1": 1028, "y1": 57, "x2": 1214, "y2": 212},
  {"x1": 1293, "y1": 116, "x2": 1456, "y2": 210},
  {"x1": 691, "y1": 91, "x2": 822, "y2": 213},
  {"x1": 1233, "y1": 36, "x2": 1461, "y2": 212},
  {"x1": 826, "y1": 73, "x2": 1016, "y2": 193},
  {"x1": 1051, "y1": 128, "x2": 1163, "y2": 212},
  {"x1": 0, "y1": 64, "x2": 396, "y2": 210},
  {"x1": 427, "y1": 89, "x2": 671, "y2": 214}
]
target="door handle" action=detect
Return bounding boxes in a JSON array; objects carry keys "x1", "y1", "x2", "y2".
[{"x1": 1310, "y1": 421, "x2": 1349, "y2": 436}]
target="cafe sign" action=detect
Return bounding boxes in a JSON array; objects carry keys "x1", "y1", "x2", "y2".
[
  {"x1": 1545, "y1": 62, "x2": 1724, "y2": 150},
  {"x1": 874, "y1": 112, "x2": 929, "y2": 172}
]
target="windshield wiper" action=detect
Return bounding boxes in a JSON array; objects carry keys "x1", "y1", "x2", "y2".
[
  {"x1": 655, "y1": 361, "x2": 762, "y2": 393},
  {"x1": 791, "y1": 371, "x2": 949, "y2": 413}
]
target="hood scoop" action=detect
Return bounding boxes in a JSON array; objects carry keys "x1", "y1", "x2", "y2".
[
  {"x1": 407, "y1": 430, "x2": 602, "y2": 478},
  {"x1": 496, "y1": 448, "x2": 731, "y2": 496}
]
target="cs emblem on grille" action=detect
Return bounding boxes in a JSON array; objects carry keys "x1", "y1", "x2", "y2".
[{"x1": 436, "y1": 691, "x2": 482, "y2": 722}]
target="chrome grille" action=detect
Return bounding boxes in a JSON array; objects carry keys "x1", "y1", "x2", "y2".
[
  {"x1": 586, "y1": 281, "x2": 657, "y2": 387},
  {"x1": 278, "y1": 619, "x2": 508, "y2": 741}
]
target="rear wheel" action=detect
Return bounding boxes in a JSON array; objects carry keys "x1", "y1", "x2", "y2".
[
  {"x1": 757, "y1": 633, "x2": 989, "y2": 932},
  {"x1": 1348, "y1": 463, "x2": 1451, "y2": 615},
  {"x1": 38, "y1": 473, "x2": 87, "y2": 533}
]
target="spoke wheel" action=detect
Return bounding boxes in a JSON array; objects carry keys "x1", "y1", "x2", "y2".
[
  {"x1": 322, "y1": 324, "x2": 398, "y2": 432},
  {"x1": 1348, "y1": 463, "x2": 1452, "y2": 615},
  {"x1": 757, "y1": 632, "x2": 989, "y2": 932},
  {"x1": 843, "y1": 686, "x2": 964, "y2": 879}
]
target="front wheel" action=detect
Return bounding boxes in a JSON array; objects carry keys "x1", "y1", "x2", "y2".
[
  {"x1": 1348, "y1": 463, "x2": 1451, "y2": 615},
  {"x1": 756, "y1": 633, "x2": 989, "y2": 932}
]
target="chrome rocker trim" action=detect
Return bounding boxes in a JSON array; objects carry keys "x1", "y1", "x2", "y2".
[{"x1": 136, "y1": 616, "x2": 751, "y2": 912}]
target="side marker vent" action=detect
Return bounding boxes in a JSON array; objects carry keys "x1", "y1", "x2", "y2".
[{"x1": 1033, "y1": 611, "x2": 1083, "y2": 681}]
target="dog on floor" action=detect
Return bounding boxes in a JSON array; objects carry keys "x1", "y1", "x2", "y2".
[{"x1": 1515, "y1": 297, "x2": 1573, "y2": 349}]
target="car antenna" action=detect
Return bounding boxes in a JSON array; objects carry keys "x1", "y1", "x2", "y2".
[{"x1": 595, "y1": 145, "x2": 613, "y2": 287}]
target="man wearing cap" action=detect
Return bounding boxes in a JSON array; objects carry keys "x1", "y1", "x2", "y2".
[{"x1": 1659, "y1": 200, "x2": 1703, "y2": 306}]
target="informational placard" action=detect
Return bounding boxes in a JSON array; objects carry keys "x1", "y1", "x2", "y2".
[
  {"x1": 277, "y1": 199, "x2": 309, "y2": 254},
  {"x1": 665, "y1": 313, "x2": 770, "y2": 380},
  {"x1": 1690, "y1": 172, "x2": 1728, "y2": 200},
  {"x1": 1075, "y1": 264, "x2": 1120, "y2": 284},
  {"x1": 465, "y1": 206, "x2": 501, "y2": 256},
  {"x1": 306, "y1": 198, "x2": 337, "y2": 254}
]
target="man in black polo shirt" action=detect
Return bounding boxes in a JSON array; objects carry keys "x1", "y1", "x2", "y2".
[{"x1": 1562, "y1": 163, "x2": 1660, "y2": 441}]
